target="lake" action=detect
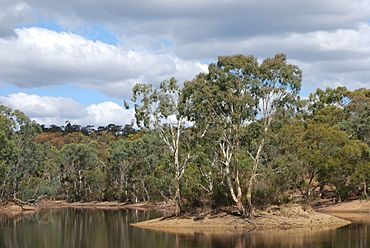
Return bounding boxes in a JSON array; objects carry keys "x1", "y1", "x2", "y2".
[{"x1": 0, "y1": 208, "x2": 368, "y2": 247}]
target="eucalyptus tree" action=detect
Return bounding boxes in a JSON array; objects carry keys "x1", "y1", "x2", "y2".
[
  {"x1": 345, "y1": 88, "x2": 370, "y2": 146},
  {"x1": 307, "y1": 87, "x2": 370, "y2": 198},
  {"x1": 184, "y1": 53, "x2": 301, "y2": 215},
  {"x1": 0, "y1": 105, "x2": 42, "y2": 201},
  {"x1": 345, "y1": 89, "x2": 370, "y2": 196},
  {"x1": 307, "y1": 87, "x2": 349, "y2": 127},
  {"x1": 109, "y1": 132, "x2": 166, "y2": 202},
  {"x1": 184, "y1": 55, "x2": 257, "y2": 214},
  {"x1": 245, "y1": 53, "x2": 301, "y2": 213},
  {"x1": 0, "y1": 105, "x2": 17, "y2": 201},
  {"x1": 274, "y1": 119, "x2": 369, "y2": 202},
  {"x1": 132, "y1": 78, "x2": 192, "y2": 215},
  {"x1": 60, "y1": 143, "x2": 100, "y2": 201},
  {"x1": 308, "y1": 86, "x2": 350, "y2": 111}
]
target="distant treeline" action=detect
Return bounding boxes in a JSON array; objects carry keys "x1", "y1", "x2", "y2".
[
  {"x1": 0, "y1": 53, "x2": 369, "y2": 217},
  {"x1": 40, "y1": 122, "x2": 136, "y2": 136}
]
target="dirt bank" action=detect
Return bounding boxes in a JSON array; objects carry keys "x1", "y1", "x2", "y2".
[
  {"x1": 37, "y1": 200, "x2": 174, "y2": 211},
  {"x1": 132, "y1": 204, "x2": 351, "y2": 233},
  {"x1": 316, "y1": 200, "x2": 370, "y2": 223},
  {"x1": 0, "y1": 203, "x2": 37, "y2": 217},
  {"x1": 0, "y1": 200, "x2": 175, "y2": 217},
  {"x1": 318, "y1": 200, "x2": 370, "y2": 213}
]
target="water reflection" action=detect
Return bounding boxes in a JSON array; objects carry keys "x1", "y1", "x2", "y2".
[{"x1": 0, "y1": 209, "x2": 368, "y2": 248}]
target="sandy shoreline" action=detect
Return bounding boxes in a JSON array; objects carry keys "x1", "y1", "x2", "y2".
[
  {"x1": 317, "y1": 200, "x2": 370, "y2": 213},
  {"x1": 1, "y1": 199, "x2": 369, "y2": 231},
  {"x1": 0, "y1": 200, "x2": 174, "y2": 217},
  {"x1": 316, "y1": 200, "x2": 370, "y2": 223},
  {"x1": 131, "y1": 204, "x2": 351, "y2": 232}
]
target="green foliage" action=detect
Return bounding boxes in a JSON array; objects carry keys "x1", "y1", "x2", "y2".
[
  {"x1": 108, "y1": 132, "x2": 169, "y2": 202},
  {"x1": 0, "y1": 54, "x2": 368, "y2": 209},
  {"x1": 59, "y1": 143, "x2": 105, "y2": 201}
]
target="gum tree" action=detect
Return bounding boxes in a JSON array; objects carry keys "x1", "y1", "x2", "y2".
[
  {"x1": 184, "y1": 53, "x2": 301, "y2": 215},
  {"x1": 0, "y1": 105, "x2": 42, "y2": 201},
  {"x1": 184, "y1": 55, "x2": 257, "y2": 215},
  {"x1": 245, "y1": 53, "x2": 301, "y2": 213},
  {"x1": 132, "y1": 78, "x2": 192, "y2": 215}
]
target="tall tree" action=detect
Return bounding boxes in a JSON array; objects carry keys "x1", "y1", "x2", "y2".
[
  {"x1": 132, "y1": 77, "x2": 192, "y2": 215},
  {"x1": 184, "y1": 55, "x2": 257, "y2": 214},
  {"x1": 0, "y1": 105, "x2": 42, "y2": 201},
  {"x1": 184, "y1": 53, "x2": 301, "y2": 215},
  {"x1": 245, "y1": 53, "x2": 301, "y2": 213}
]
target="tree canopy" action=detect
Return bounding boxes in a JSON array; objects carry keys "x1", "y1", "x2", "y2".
[{"x1": 0, "y1": 53, "x2": 368, "y2": 218}]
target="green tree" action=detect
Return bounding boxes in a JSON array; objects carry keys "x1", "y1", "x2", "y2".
[
  {"x1": 345, "y1": 88, "x2": 370, "y2": 145},
  {"x1": 60, "y1": 143, "x2": 101, "y2": 201},
  {"x1": 184, "y1": 53, "x2": 301, "y2": 215},
  {"x1": 108, "y1": 132, "x2": 167, "y2": 202},
  {"x1": 0, "y1": 106, "x2": 17, "y2": 201},
  {"x1": 132, "y1": 78, "x2": 193, "y2": 215},
  {"x1": 0, "y1": 105, "x2": 42, "y2": 201},
  {"x1": 184, "y1": 55, "x2": 257, "y2": 214}
]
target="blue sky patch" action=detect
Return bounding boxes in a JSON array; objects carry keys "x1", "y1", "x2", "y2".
[
  {"x1": 17, "y1": 20, "x2": 64, "y2": 32},
  {"x1": 18, "y1": 20, "x2": 118, "y2": 46},
  {"x1": 74, "y1": 25, "x2": 119, "y2": 45}
]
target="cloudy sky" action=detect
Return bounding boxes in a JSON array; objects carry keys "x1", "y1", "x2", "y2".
[{"x1": 0, "y1": 0, "x2": 369, "y2": 126}]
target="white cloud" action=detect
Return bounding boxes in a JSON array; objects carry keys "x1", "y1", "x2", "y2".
[
  {"x1": 0, "y1": 0, "x2": 369, "y2": 108},
  {"x1": 0, "y1": 93, "x2": 87, "y2": 119},
  {"x1": 175, "y1": 23, "x2": 370, "y2": 91},
  {"x1": 0, "y1": 27, "x2": 207, "y2": 97},
  {"x1": 0, "y1": 93, "x2": 135, "y2": 126},
  {"x1": 26, "y1": 0, "x2": 370, "y2": 40},
  {"x1": 86, "y1": 101, "x2": 135, "y2": 127}
]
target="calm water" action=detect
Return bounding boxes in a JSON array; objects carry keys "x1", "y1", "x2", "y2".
[{"x1": 0, "y1": 208, "x2": 369, "y2": 248}]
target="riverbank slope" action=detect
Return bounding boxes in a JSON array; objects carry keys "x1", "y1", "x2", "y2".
[
  {"x1": 318, "y1": 200, "x2": 370, "y2": 213},
  {"x1": 317, "y1": 200, "x2": 370, "y2": 223},
  {"x1": 0, "y1": 200, "x2": 174, "y2": 217}
]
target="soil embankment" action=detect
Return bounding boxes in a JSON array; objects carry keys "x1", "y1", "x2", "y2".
[
  {"x1": 37, "y1": 200, "x2": 174, "y2": 211},
  {"x1": 318, "y1": 200, "x2": 370, "y2": 213},
  {"x1": 0, "y1": 203, "x2": 37, "y2": 217},
  {"x1": 0, "y1": 200, "x2": 174, "y2": 217}
]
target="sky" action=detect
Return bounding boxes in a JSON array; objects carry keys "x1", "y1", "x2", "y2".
[{"x1": 0, "y1": 0, "x2": 369, "y2": 127}]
